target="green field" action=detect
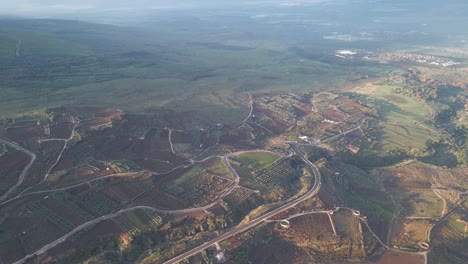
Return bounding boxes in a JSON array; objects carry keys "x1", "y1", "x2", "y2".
[
  {"x1": 230, "y1": 152, "x2": 280, "y2": 170},
  {"x1": 351, "y1": 84, "x2": 430, "y2": 124},
  {"x1": 0, "y1": 18, "x2": 378, "y2": 123},
  {"x1": 379, "y1": 123, "x2": 438, "y2": 151}
]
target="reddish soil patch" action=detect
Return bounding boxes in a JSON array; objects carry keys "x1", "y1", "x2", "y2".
[
  {"x1": 340, "y1": 78, "x2": 379, "y2": 91},
  {"x1": 169, "y1": 210, "x2": 208, "y2": 223},
  {"x1": 373, "y1": 251, "x2": 424, "y2": 264},
  {"x1": 83, "y1": 219, "x2": 122, "y2": 239},
  {"x1": 343, "y1": 99, "x2": 366, "y2": 110},
  {"x1": 250, "y1": 239, "x2": 309, "y2": 264},
  {"x1": 207, "y1": 204, "x2": 227, "y2": 215},
  {"x1": 293, "y1": 105, "x2": 312, "y2": 117},
  {"x1": 288, "y1": 213, "x2": 335, "y2": 241},
  {"x1": 133, "y1": 158, "x2": 173, "y2": 173},
  {"x1": 50, "y1": 157, "x2": 74, "y2": 173},
  {"x1": 95, "y1": 109, "x2": 123, "y2": 118},
  {"x1": 63, "y1": 107, "x2": 122, "y2": 119},
  {"x1": 318, "y1": 188, "x2": 340, "y2": 209},
  {"x1": 320, "y1": 109, "x2": 347, "y2": 122}
]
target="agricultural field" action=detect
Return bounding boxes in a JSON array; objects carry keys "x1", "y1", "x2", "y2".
[
  {"x1": 333, "y1": 209, "x2": 364, "y2": 245},
  {"x1": 0, "y1": 146, "x2": 30, "y2": 194},
  {"x1": 376, "y1": 123, "x2": 438, "y2": 151},
  {"x1": 160, "y1": 163, "x2": 233, "y2": 207},
  {"x1": 229, "y1": 155, "x2": 305, "y2": 202},
  {"x1": 252, "y1": 92, "x2": 371, "y2": 142},
  {"x1": 350, "y1": 82, "x2": 430, "y2": 124},
  {"x1": 229, "y1": 152, "x2": 280, "y2": 171},
  {"x1": 132, "y1": 188, "x2": 189, "y2": 210},
  {"x1": 215, "y1": 210, "x2": 373, "y2": 263},
  {"x1": 373, "y1": 251, "x2": 425, "y2": 264},
  {"x1": 252, "y1": 157, "x2": 304, "y2": 196},
  {"x1": 286, "y1": 213, "x2": 336, "y2": 243},
  {"x1": 0, "y1": 3, "x2": 467, "y2": 263},
  {"x1": 377, "y1": 162, "x2": 465, "y2": 218},
  {"x1": 332, "y1": 162, "x2": 382, "y2": 190},
  {"x1": 203, "y1": 157, "x2": 234, "y2": 180},
  {"x1": 392, "y1": 219, "x2": 433, "y2": 249},
  {"x1": 170, "y1": 129, "x2": 218, "y2": 158}
]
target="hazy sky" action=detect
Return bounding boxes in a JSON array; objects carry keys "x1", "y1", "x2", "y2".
[
  {"x1": 0, "y1": 0, "x2": 334, "y2": 16},
  {"x1": 0, "y1": 0, "x2": 189, "y2": 14}
]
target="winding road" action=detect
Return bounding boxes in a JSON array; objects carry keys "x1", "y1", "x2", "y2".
[
  {"x1": 11, "y1": 143, "x2": 320, "y2": 264},
  {"x1": 4, "y1": 91, "x2": 439, "y2": 264},
  {"x1": 15, "y1": 39, "x2": 21, "y2": 57},
  {"x1": 162, "y1": 143, "x2": 321, "y2": 264},
  {"x1": 0, "y1": 139, "x2": 36, "y2": 201},
  {"x1": 12, "y1": 149, "x2": 281, "y2": 264},
  {"x1": 10, "y1": 125, "x2": 79, "y2": 199}
]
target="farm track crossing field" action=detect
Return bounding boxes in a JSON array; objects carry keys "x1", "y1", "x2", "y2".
[{"x1": 164, "y1": 171, "x2": 232, "y2": 206}]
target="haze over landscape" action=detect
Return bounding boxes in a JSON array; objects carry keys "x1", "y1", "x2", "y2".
[{"x1": 0, "y1": 1, "x2": 466, "y2": 264}]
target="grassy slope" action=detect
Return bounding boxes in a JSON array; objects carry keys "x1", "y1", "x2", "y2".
[
  {"x1": 0, "y1": 18, "x2": 364, "y2": 124},
  {"x1": 230, "y1": 152, "x2": 280, "y2": 171}
]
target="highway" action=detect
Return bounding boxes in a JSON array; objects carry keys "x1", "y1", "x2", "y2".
[{"x1": 162, "y1": 143, "x2": 321, "y2": 264}]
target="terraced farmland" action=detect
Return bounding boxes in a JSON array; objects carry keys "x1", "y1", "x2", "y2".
[
  {"x1": 288, "y1": 213, "x2": 336, "y2": 242},
  {"x1": 253, "y1": 157, "x2": 302, "y2": 195}
]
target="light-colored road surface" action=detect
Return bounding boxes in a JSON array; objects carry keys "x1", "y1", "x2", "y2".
[
  {"x1": 242, "y1": 94, "x2": 254, "y2": 124},
  {"x1": 12, "y1": 145, "x2": 320, "y2": 264},
  {"x1": 15, "y1": 39, "x2": 21, "y2": 57},
  {"x1": 10, "y1": 126, "x2": 78, "y2": 199},
  {"x1": 162, "y1": 143, "x2": 321, "y2": 264},
  {"x1": 41, "y1": 125, "x2": 76, "y2": 183},
  {"x1": 335, "y1": 206, "x2": 428, "y2": 262},
  {"x1": 320, "y1": 117, "x2": 368, "y2": 143},
  {"x1": 0, "y1": 139, "x2": 36, "y2": 201},
  {"x1": 193, "y1": 94, "x2": 253, "y2": 161},
  {"x1": 0, "y1": 172, "x2": 140, "y2": 206},
  {"x1": 12, "y1": 150, "x2": 256, "y2": 264}
]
